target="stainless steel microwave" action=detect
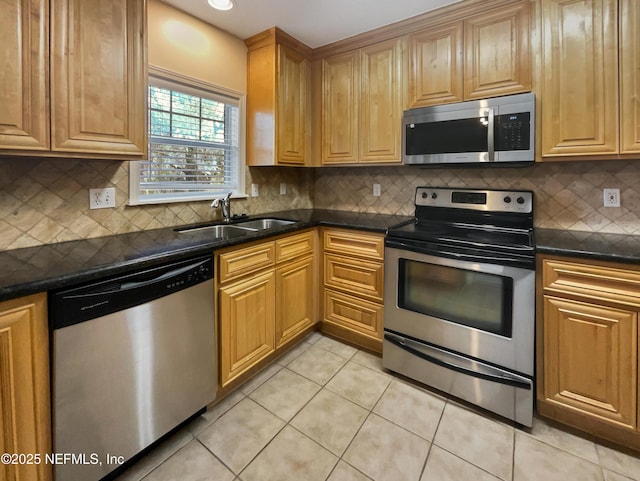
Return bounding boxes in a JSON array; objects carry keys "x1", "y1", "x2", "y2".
[{"x1": 403, "y1": 93, "x2": 535, "y2": 166}]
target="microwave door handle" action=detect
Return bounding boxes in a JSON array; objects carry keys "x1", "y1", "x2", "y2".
[{"x1": 487, "y1": 108, "x2": 495, "y2": 161}]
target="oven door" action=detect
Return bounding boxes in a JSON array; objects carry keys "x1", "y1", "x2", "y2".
[{"x1": 384, "y1": 245, "x2": 534, "y2": 376}]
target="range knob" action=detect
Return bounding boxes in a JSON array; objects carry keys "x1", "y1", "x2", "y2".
[
  {"x1": 516, "y1": 196, "x2": 525, "y2": 205},
  {"x1": 421, "y1": 192, "x2": 428, "y2": 199},
  {"x1": 431, "y1": 193, "x2": 438, "y2": 199},
  {"x1": 503, "y1": 196, "x2": 512, "y2": 204}
]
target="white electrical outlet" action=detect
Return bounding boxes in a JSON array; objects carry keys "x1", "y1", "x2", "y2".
[
  {"x1": 603, "y1": 188, "x2": 621, "y2": 208},
  {"x1": 89, "y1": 187, "x2": 116, "y2": 209},
  {"x1": 251, "y1": 183, "x2": 259, "y2": 197},
  {"x1": 280, "y1": 183, "x2": 287, "y2": 195},
  {"x1": 373, "y1": 184, "x2": 381, "y2": 197}
]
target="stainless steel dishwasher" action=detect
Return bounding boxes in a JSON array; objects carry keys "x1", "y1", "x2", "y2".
[{"x1": 50, "y1": 255, "x2": 216, "y2": 481}]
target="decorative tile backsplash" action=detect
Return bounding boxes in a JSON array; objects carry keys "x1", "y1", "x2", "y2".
[
  {"x1": 313, "y1": 160, "x2": 640, "y2": 234},
  {"x1": 0, "y1": 158, "x2": 312, "y2": 251},
  {"x1": 1, "y1": 157, "x2": 640, "y2": 251}
]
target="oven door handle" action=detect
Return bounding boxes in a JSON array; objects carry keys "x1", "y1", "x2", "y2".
[{"x1": 384, "y1": 333, "x2": 531, "y2": 390}]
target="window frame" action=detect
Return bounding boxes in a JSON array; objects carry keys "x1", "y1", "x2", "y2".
[{"x1": 129, "y1": 65, "x2": 246, "y2": 206}]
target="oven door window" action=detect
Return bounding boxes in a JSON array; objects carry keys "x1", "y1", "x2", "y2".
[{"x1": 398, "y1": 259, "x2": 513, "y2": 337}]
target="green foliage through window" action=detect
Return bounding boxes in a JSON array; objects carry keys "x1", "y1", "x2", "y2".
[{"x1": 137, "y1": 80, "x2": 241, "y2": 201}]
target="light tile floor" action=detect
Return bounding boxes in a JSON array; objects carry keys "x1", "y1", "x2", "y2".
[{"x1": 115, "y1": 332, "x2": 640, "y2": 481}]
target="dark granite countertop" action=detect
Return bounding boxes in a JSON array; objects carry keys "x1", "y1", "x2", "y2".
[
  {"x1": 535, "y1": 228, "x2": 640, "y2": 265},
  {"x1": 0, "y1": 209, "x2": 412, "y2": 302}
]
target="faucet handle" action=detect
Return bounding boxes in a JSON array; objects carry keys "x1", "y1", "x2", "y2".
[{"x1": 211, "y1": 193, "x2": 232, "y2": 207}]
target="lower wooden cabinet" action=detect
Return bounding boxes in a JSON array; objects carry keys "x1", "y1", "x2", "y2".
[
  {"x1": 0, "y1": 293, "x2": 51, "y2": 481},
  {"x1": 542, "y1": 295, "x2": 637, "y2": 430},
  {"x1": 538, "y1": 255, "x2": 640, "y2": 449},
  {"x1": 217, "y1": 230, "x2": 317, "y2": 388},
  {"x1": 321, "y1": 228, "x2": 385, "y2": 352},
  {"x1": 219, "y1": 271, "x2": 276, "y2": 386},
  {"x1": 324, "y1": 288, "x2": 383, "y2": 341},
  {"x1": 276, "y1": 255, "x2": 314, "y2": 348}
]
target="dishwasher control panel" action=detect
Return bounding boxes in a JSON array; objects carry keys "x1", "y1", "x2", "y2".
[{"x1": 50, "y1": 255, "x2": 213, "y2": 329}]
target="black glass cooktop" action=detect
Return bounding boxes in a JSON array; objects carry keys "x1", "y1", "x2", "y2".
[{"x1": 387, "y1": 220, "x2": 534, "y2": 252}]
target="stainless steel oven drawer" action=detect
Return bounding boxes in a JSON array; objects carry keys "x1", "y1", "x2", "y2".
[{"x1": 383, "y1": 332, "x2": 533, "y2": 427}]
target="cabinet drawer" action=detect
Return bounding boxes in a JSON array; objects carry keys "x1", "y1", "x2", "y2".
[
  {"x1": 218, "y1": 242, "x2": 275, "y2": 283},
  {"x1": 276, "y1": 231, "x2": 314, "y2": 263},
  {"x1": 323, "y1": 229, "x2": 384, "y2": 260},
  {"x1": 542, "y1": 259, "x2": 640, "y2": 308},
  {"x1": 324, "y1": 289, "x2": 383, "y2": 340},
  {"x1": 324, "y1": 253, "x2": 383, "y2": 301}
]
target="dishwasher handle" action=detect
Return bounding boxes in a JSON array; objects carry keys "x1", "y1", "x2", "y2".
[
  {"x1": 64, "y1": 259, "x2": 209, "y2": 296},
  {"x1": 50, "y1": 255, "x2": 213, "y2": 329}
]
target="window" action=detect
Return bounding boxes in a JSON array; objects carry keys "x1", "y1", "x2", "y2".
[{"x1": 129, "y1": 67, "x2": 245, "y2": 205}]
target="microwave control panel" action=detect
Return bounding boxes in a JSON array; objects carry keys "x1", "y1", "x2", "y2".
[{"x1": 496, "y1": 112, "x2": 531, "y2": 151}]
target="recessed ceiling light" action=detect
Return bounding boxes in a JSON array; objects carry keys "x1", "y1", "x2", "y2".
[{"x1": 208, "y1": 0, "x2": 234, "y2": 10}]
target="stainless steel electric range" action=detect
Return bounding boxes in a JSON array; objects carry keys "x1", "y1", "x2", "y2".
[{"x1": 383, "y1": 187, "x2": 535, "y2": 426}]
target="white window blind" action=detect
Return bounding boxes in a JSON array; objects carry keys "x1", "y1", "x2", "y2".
[{"x1": 129, "y1": 70, "x2": 245, "y2": 205}]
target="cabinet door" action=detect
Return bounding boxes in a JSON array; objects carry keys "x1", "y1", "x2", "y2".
[
  {"x1": 620, "y1": 0, "x2": 640, "y2": 154},
  {"x1": 0, "y1": 0, "x2": 49, "y2": 151},
  {"x1": 220, "y1": 271, "x2": 276, "y2": 386},
  {"x1": 543, "y1": 296, "x2": 637, "y2": 430},
  {"x1": 359, "y1": 38, "x2": 403, "y2": 163},
  {"x1": 276, "y1": 256, "x2": 314, "y2": 348},
  {"x1": 277, "y1": 44, "x2": 307, "y2": 164},
  {"x1": 408, "y1": 22, "x2": 463, "y2": 107},
  {"x1": 540, "y1": 0, "x2": 618, "y2": 157},
  {"x1": 321, "y1": 51, "x2": 359, "y2": 164},
  {"x1": 0, "y1": 294, "x2": 51, "y2": 481},
  {"x1": 464, "y1": 1, "x2": 531, "y2": 100},
  {"x1": 50, "y1": 0, "x2": 147, "y2": 157}
]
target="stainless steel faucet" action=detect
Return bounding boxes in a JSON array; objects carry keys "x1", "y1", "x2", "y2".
[{"x1": 211, "y1": 192, "x2": 232, "y2": 222}]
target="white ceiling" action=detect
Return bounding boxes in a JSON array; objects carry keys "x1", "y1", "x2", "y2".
[{"x1": 162, "y1": 0, "x2": 462, "y2": 48}]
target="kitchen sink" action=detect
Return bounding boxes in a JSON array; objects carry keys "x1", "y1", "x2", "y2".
[
  {"x1": 235, "y1": 218, "x2": 296, "y2": 230},
  {"x1": 176, "y1": 218, "x2": 296, "y2": 236},
  {"x1": 176, "y1": 224, "x2": 254, "y2": 236}
]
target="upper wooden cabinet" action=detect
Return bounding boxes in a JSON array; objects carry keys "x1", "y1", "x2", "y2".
[
  {"x1": 409, "y1": 1, "x2": 531, "y2": 107},
  {"x1": 409, "y1": 22, "x2": 464, "y2": 107},
  {"x1": 50, "y1": 0, "x2": 147, "y2": 157},
  {"x1": 321, "y1": 37, "x2": 403, "y2": 164},
  {"x1": 539, "y1": 0, "x2": 640, "y2": 158},
  {"x1": 321, "y1": 51, "x2": 359, "y2": 163},
  {"x1": 620, "y1": 0, "x2": 640, "y2": 154},
  {"x1": 245, "y1": 28, "x2": 312, "y2": 166},
  {"x1": 0, "y1": 0, "x2": 49, "y2": 151},
  {"x1": 0, "y1": 0, "x2": 147, "y2": 159}
]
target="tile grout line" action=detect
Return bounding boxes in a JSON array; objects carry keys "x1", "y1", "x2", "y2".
[
  {"x1": 237, "y1": 352, "x2": 349, "y2": 479},
  {"x1": 140, "y1": 333, "x2": 640, "y2": 481},
  {"x1": 517, "y1": 425, "x2": 605, "y2": 469},
  {"x1": 193, "y1": 436, "x2": 240, "y2": 479},
  {"x1": 418, "y1": 397, "x2": 450, "y2": 481}
]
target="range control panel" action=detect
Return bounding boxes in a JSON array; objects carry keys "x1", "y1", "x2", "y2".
[{"x1": 415, "y1": 187, "x2": 533, "y2": 214}]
